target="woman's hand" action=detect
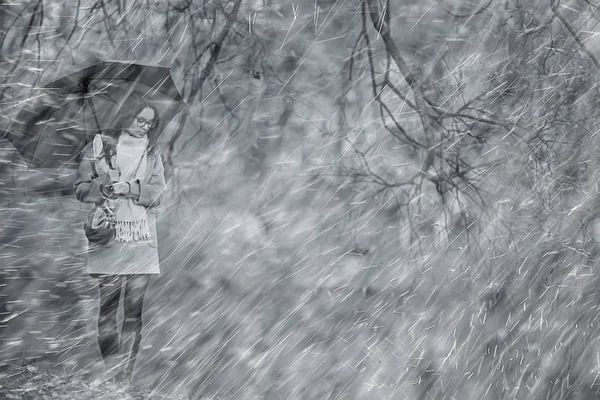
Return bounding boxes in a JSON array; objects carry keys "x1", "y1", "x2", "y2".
[
  {"x1": 111, "y1": 181, "x2": 131, "y2": 195},
  {"x1": 108, "y1": 170, "x2": 120, "y2": 182}
]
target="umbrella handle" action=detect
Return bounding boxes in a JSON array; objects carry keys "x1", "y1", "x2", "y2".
[{"x1": 88, "y1": 94, "x2": 104, "y2": 137}]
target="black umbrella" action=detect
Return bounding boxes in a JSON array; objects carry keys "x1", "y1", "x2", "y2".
[{"x1": 3, "y1": 60, "x2": 186, "y2": 169}]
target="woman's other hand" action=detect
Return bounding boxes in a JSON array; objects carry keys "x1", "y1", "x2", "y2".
[{"x1": 111, "y1": 182, "x2": 131, "y2": 195}]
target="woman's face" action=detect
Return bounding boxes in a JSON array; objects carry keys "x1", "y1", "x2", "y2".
[{"x1": 126, "y1": 107, "x2": 156, "y2": 138}]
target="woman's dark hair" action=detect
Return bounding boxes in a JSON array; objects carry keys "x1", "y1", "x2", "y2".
[{"x1": 100, "y1": 96, "x2": 161, "y2": 165}]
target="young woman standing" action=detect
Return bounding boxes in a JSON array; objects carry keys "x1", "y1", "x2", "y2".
[{"x1": 74, "y1": 97, "x2": 166, "y2": 385}]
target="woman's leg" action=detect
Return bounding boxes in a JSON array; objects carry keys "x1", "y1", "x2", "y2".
[
  {"x1": 95, "y1": 274, "x2": 123, "y2": 371},
  {"x1": 121, "y1": 274, "x2": 151, "y2": 380}
]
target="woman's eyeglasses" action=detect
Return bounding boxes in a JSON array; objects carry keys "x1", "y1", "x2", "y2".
[{"x1": 136, "y1": 117, "x2": 156, "y2": 129}]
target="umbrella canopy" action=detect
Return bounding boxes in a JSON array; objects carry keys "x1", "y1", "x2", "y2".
[{"x1": 3, "y1": 60, "x2": 186, "y2": 169}]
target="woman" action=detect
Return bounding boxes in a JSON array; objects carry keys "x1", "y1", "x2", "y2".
[{"x1": 74, "y1": 97, "x2": 166, "y2": 385}]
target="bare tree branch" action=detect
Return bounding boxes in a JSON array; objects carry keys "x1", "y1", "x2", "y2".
[
  {"x1": 364, "y1": 0, "x2": 436, "y2": 181},
  {"x1": 0, "y1": 0, "x2": 43, "y2": 98},
  {"x1": 550, "y1": 0, "x2": 600, "y2": 72},
  {"x1": 434, "y1": 0, "x2": 494, "y2": 18},
  {"x1": 188, "y1": 0, "x2": 243, "y2": 100}
]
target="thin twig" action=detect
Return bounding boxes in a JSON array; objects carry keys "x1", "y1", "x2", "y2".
[
  {"x1": 364, "y1": 0, "x2": 436, "y2": 181},
  {"x1": 550, "y1": 0, "x2": 600, "y2": 71}
]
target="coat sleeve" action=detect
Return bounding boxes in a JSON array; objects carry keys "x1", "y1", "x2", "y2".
[
  {"x1": 132, "y1": 150, "x2": 166, "y2": 208},
  {"x1": 73, "y1": 143, "x2": 111, "y2": 203}
]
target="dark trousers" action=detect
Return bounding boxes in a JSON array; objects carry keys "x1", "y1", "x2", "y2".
[{"x1": 93, "y1": 274, "x2": 151, "y2": 380}]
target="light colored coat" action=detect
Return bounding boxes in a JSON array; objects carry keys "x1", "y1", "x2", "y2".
[{"x1": 74, "y1": 138, "x2": 166, "y2": 275}]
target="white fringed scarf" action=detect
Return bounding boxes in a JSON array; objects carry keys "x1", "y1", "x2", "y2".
[{"x1": 112, "y1": 133, "x2": 151, "y2": 242}]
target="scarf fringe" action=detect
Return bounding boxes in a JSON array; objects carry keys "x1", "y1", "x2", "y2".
[{"x1": 115, "y1": 218, "x2": 150, "y2": 242}]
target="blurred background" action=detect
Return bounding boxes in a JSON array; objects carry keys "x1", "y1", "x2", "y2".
[{"x1": 2, "y1": 0, "x2": 600, "y2": 398}]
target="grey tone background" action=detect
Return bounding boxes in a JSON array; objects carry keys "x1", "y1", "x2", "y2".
[{"x1": 2, "y1": 0, "x2": 600, "y2": 399}]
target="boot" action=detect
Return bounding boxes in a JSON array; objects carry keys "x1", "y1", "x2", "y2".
[
  {"x1": 119, "y1": 328, "x2": 143, "y2": 385},
  {"x1": 98, "y1": 331, "x2": 125, "y2": 382},
  {"x1": 103, "y1": 353, "x2": 128, "y2": 384}
]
